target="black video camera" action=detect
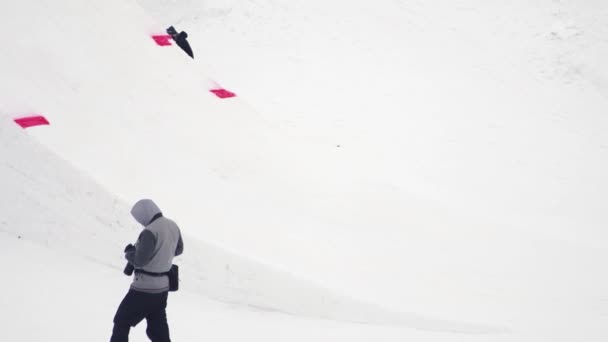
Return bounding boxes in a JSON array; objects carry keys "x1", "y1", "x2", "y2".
[
  {"x1": 124, "y1": 262, "x2": 135, "y2": 276},
  {"x1": 123, "y1": 243, "x2": 136, "y2": 276}
]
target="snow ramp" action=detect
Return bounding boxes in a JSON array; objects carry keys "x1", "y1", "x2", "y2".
[{"x1": 0, "y1": 0, "x2": 505, "y2": 335}]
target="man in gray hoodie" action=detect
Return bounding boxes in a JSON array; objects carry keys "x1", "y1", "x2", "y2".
[{"x1": 111, "y1": 199, "x2": 184, "y2": 342}]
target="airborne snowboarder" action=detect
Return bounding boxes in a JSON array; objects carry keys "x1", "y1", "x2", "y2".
[{"x1": 167, "y1": 26, "x2": 194, "y2": 59}]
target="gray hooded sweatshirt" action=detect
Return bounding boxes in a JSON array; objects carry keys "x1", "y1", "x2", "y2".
[{"x1": 126, "y1": 199, "x2": 183, "y2": 293}]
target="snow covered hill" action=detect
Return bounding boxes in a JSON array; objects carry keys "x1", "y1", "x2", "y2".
[{"x1": 1, "y1": 0, "x2": 608, "y2": 341}]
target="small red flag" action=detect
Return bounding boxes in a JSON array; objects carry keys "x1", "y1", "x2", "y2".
[
  {"x1": 14, "y1": 115, "x2": 50, "y2": 128},
  {"x1": 152, "y1": 35, "x2": 172, "y2": 46},
  {"x1": 210, "y1": 88, "x2": 237, "y2": 99}
]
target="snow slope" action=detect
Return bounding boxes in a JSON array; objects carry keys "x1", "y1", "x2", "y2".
[
  {"x1": 141, "y1": 0, "x2": 608, "y2": 246},
  {"x1": 1, "y1": 0, "x2": 608, "y2": 341},
  {"x1": 137, "y1": 1, "x2": 608, "y2": 333},
  {"x1": 1, "y1": 106, "x2": 485, "y2": 340}
]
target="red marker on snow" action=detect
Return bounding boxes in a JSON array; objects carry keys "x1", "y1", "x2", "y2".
[
  {"x1": 151, "y1": 35, "x2": 172, "y2": 46},
  {"x1": 210, "y1": 88, "x2": 236, "y2": 99},
  {"x1": 14, "y1": 115, "x2": 50, "y2": 128}
]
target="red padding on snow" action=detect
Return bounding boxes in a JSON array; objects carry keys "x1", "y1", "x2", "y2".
[
  {"x1": 152, "y1": 35, "x2": 172, "y2": 46},
  {"x1": 210, "y1": 88, "x2": 236, "y2": 99},
  {"x1": 14, "y1": 115, "x2": 50, "y2": 128}
]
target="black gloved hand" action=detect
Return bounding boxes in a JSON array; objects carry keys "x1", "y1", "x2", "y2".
[{"x1": 124, "y1": 243, "x2": 135, "y2": 253}]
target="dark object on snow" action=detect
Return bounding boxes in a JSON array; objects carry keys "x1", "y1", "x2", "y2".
[{"x1": 167, "y1": 26, "x2": 194, "y2": 59}]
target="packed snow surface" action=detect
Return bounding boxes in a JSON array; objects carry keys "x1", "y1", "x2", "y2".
[{"x1": 1, "y1": 0, "x2": 607, "y2": 341}]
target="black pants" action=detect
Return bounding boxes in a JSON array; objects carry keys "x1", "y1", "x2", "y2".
[{"x1": 110, "y1": 290, "x2": 171, "y2": 342}]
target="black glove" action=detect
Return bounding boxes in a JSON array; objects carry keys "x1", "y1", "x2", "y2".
[{"x1": 124, "y1": 243, "x2": 135, "y2": 253}]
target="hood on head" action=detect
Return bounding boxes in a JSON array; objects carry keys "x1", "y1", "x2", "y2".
[{"x1": 131, "y1": 199, "x2": 162, "y2": 226}]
